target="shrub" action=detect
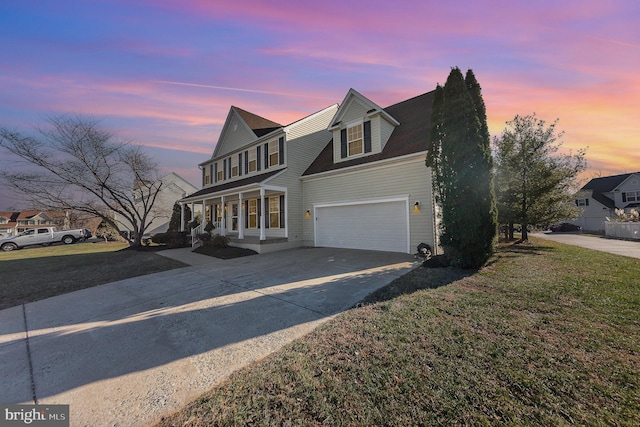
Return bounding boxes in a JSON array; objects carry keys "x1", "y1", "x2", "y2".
[
  {"x1": 614, "y1": 208, "x2": 640, "y2": 222},
  {"x1": 211, "y1": 235, "x2": 229, "y2": 248},
  {"x1": 152, "y1": 231, "x2": 189, "y2": 248},
  {"x1": 204, "y1": 221, "x2": 215, "y2": 233},
  {"x1": 197, "y1": 233, "x2": 212, "y2": 246}
]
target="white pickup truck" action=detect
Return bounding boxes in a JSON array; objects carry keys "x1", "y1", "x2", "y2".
[{"x1": 0, "y1": 227, "x2": 90, "y2": 251}]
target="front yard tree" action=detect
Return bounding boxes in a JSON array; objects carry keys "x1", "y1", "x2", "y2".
[
  {"x1": 0, "y1": 115, "x2": 162, "y2": 247},
  {"x1": 427, "y1": 67, "x2": 497, "y2": 268},
  {"x1": 493, "y1": 114, "x2": 587, "y2": 241}
]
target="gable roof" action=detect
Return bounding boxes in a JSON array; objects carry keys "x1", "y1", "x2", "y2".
[
  {"x1": 0, "y1": 212, "x2": 19, "y2": 222},
  {"x1": 329, "y1": 88, "x2": 399, "y2": 129},
  {"x1": 581, "y1": 172, "x2": 640, "y2": 208},
  {"x1": 16, "y1": 210, "x2": 56, "y2": 220},
  {"x1": 233, "y1": 106, "x2": 283, "y2": 137},
  {"x1": 303, "y1": 90, "x2": 435, "y2": 176}
]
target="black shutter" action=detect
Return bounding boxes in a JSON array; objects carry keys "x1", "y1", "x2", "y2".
[
  {"x1": 340, "y1": 129, "x2": 347, "y2": 158},
  {"x1": 623, "y1": 193, "x2": 627, "y2": 203},
  {"x1": 279, "y1": 137, "x2": 285, "y2": 165},
  {"x1": 586, "y1": 199, "x2": 589, "y2": 206},
  {"x1": 257, "y1": 198, "x2": 261, "y2": 228},
  {"x1": 245, "y1": 200, "x2": 249, "y2": 228},
  {"x1": 265, "y1": 197, "x2": 269, "y2": 229},
  {"x1": 201, "y1": 167, "x2": 205, "y2": 186},
  {"x1": 238, "y1": 153, "x2": 243, "y2": 176},
  {"x1": 264, "y1": 143, "x2": 269, "y2": 169},
  {"x1": 244, "y1": 150, "x2": 249, "y2": 174},
  {"x1": 279, "y1": 194, "x2": 285, "y2": 228},
  {"x1": 214, "y1": 163, "x2": 218, "y2": 183},
  {"x1": 364, "y1": 120, "x2": 372, "y2": 153},
  {"x1": 228, "y1": 157, "x2": 232, "y2": 178},
  {"x1": 223, "y1": 158, "x2": 227, "y2": 180},
  {"x1": 257, "y1": 146, "x2": 261, "y2": 170}
]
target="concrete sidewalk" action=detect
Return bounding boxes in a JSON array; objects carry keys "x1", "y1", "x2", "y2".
[
  {"x1": 532, "y1": 232, "x2": 640, "y2": 259},
  {"x1": 0, "y1": 247, "x2": 418, "y2": 426}
]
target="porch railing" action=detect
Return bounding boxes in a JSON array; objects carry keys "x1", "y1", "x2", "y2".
[{"x1": 191, "y1": 222, "x2": 222, "y2": 248}]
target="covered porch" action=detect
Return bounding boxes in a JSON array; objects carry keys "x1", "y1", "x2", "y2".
[{"x1": 180, "y1": 177, "x2": 291, "y2": 253}]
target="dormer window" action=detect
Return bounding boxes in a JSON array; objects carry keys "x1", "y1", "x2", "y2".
[
  {"x1": 340, "y1": 120, "x2": 371, "y2": 159},
  {"x1": 347, "y1": 123, "x2": 363, "y2": 156}
]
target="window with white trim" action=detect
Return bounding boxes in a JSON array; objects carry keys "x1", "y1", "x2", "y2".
[
  {"x1": 576, "y1": 198, "x2": 589, "y2": 207},
  {"x1": 623, "y1": 191, "x2": 640, "y2": 202},
  {"x1": 217, "y1": 162, "x2": 223, "y2": 182},
  {"x1": 248, "y1": 149, "x2": 257, "y2": 172},
  {"x1": 231, "y1": 157, "x2": 239, "y2": 177},
  {"x1": 347, "y1": 123, "x2": 363, "y2": 156},
  {"x1": 269, "y1": 141, "x2": 279, "y2": 167},
  {"x1": 269, "y1": 197, "x2": 280, "y2": 228}
]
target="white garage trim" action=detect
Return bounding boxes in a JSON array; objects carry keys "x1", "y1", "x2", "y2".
[{"x1": 313, "y1": 196, "x2": 411, "y2": 253}]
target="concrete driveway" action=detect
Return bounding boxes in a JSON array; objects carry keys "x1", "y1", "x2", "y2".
[
  {"x1": 532, "y1": 232, "x2": 640, "y2": 259},
  {"x1": 0, "y1": 247, "x2": 417, "y2": 426}
]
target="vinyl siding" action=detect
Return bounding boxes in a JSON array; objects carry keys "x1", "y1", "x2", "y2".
[
  {"x1": 215, "y1": 110, "x2": 261, "y2": 158},
  {"x1": 341, "y1": 98, "x2": 369, "y2": 124},
  {"x1": 302, "y1": 156, "x2": 435, "y2": 252},
  {"x1": 267, "y1": 128, "x2": 334, "y2": 242},
  {"x1": 379, "y1": 115, "x2": 395, "y2": 150}
]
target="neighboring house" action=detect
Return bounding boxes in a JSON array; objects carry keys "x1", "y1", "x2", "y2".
[
  {"x1": 15, "y1": 210, "x2": 62, "y2": 233},
  {"x1": 0, "y1": 210, "x2": 101, "y2": 237},
  {"x1": 180, "y1": 88, "x2": 438, "y2": 254},
  {"x1": 572, "y1": 172, "x2": 640, "y2": 231},
  {"x1": 117, "y1": 172, "x2": 198, "y2": 237},
  {"x1": 0, "y1": 212, "x2": 19, "y2": 237}
]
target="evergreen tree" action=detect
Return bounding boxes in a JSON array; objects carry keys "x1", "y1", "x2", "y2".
[
  {"x1": 428, "y1": 67, "x2": 497, "y2": 268},
  {"x1": 168, "y1": 202, "x2": 191, "y2": 232},
  {"x1": 493, "y1": 114, "x2": 586, "y2": 241}
]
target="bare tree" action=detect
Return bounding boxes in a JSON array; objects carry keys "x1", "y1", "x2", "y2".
[{"x1": 0, "y1": 115, "x2": 163, "y2": 247}]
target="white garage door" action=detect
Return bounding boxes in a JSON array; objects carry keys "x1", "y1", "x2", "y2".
[{"x1": 315, "y1": 200, "x2": 409, "y2": 253}]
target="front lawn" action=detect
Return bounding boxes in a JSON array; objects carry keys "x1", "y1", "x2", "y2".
[
  {"x1": 156, "y1": 239, "x2": 640, "y2": 426},
  {"x1": 0, "y1": 242, "x2": 187, "y2": 310}
]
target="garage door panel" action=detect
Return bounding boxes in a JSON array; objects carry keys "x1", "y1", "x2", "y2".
[{"x1": 316, "y1": 201, "x2": 408, "y2": 253}]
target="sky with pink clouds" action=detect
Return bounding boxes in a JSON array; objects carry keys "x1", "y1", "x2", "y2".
[{"x1": 1, "y1": 0, "x2": 638, "y2": 209}]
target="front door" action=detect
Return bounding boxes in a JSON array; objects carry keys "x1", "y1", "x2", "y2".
[{"x1": 228, "y1": 203, "x2": 238, "y2": 233}]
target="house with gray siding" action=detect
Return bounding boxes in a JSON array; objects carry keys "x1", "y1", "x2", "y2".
[{"x1": 181, "y1": 88, "x2": 438, "y2": 254}]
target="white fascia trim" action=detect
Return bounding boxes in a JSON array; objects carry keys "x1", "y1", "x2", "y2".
[
  {"x1": 313, "y1": 195, "x2": 409, "y2": 209},
  {"x1": 301, "y1": 151, "x2": 427, "y2": 182}
]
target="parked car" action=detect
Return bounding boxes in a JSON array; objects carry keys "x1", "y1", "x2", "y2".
[
  {"x1": 550, "y1": 223, "x2": 581, "y2": 232},
  {"x1": 0, "y1": 227, "x2": 88, "y2": 251}
]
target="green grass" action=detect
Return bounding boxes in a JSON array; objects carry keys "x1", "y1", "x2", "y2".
[
  {"x1": 0, "y1": 242, "x2": 187, "y2": 309},
  {"x1": 156, "y1": 239, "x2": 640, "y2": 426}
]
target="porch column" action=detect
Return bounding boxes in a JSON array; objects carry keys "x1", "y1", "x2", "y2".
[
  {"x1": 238, "y1": 192, "x2": 244, "y2": 239},
  {"x1": 259, "y1": 188, "x2": 266, "y2": 241},
  {"x1": 180, "y1": 203, "x2": 185, "y2": 232},
  {"x1": 201, "y1": 200, "x2": 206, "y2": 228},
  {"x1": 190, "y1": 202, "x2": 195, "y2": 221},
  {"x1": 284, "y1": 191, "x2": 288, "y2": 238},
  {"x1": 220, "y1": 195, "x2": 226, "y2": 236}
]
